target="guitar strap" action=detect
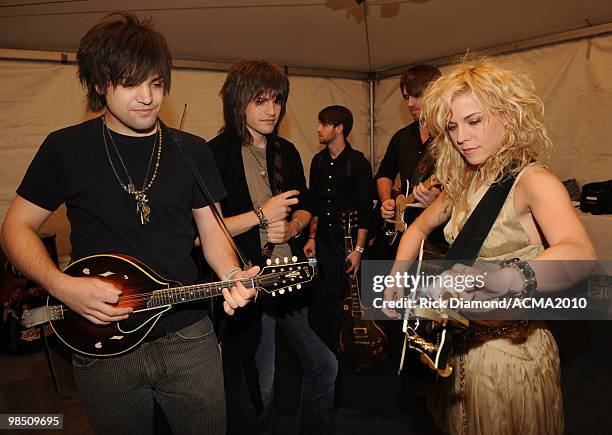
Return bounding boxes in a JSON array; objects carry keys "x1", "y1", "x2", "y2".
[
  {"x1": 168, "y1": 128, "x2": 252, "y2": 268},
  {"x1": 441, "y1": 168, "x2": 518, "y2": 268},
  {"x1": 260, "y1": 138, "x2": 285, "y2": 259},
  {"x1": 410, "y1": 137, "x2": 434, "y2": 188}
]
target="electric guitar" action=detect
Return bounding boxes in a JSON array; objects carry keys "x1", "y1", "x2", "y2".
[
  {"x1": 339, "y1": 211, "x2": 389, "y2": 368},
  {"x1": 21, "y1": 253, "x2": 315, "y2": 357},
  {"x1": 383, "y1": 174, "x2": 441, "y2": 246}
]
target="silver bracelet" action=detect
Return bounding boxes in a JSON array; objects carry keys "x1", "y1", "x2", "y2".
[
  {"x1": 292, "y1": 218, "x2": 303, "y2": 239},
  {"x1": 500, "y1": 258, "x2": 537, "y2": 298},
  {"x1": 354, "y1": 246, "x2": 365, "y2": 254}
]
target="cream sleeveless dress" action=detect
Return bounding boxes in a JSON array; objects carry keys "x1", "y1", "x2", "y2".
[{"x1": 426, "y1": 166, "x2": 564, "y2": 435}]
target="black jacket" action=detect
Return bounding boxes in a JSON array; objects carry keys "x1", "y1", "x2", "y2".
[{"x1": 208, "y1": 131, "x2": 313, "y2": 266}]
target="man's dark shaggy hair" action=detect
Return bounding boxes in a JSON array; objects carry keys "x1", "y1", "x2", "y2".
[
  {"x1": 220, "y1": 60, "x2": 289, "y2": 146},
  {"x1": 77, "y1": 12, "x2": 172, "y2": 112},
  {"x1": 399, "y1": 64, "x2": 441, "y2": 98}
]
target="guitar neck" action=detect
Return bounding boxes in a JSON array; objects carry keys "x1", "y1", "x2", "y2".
[
  {"x1": 148, "y1": 277, "x2": 255, "y2": 308},
  {"x1": 396, "y1": 175, "x2": 439, "y2": 214},
  {"x1": 343, "y1": 235, "x2": 363, "y2": 320}
]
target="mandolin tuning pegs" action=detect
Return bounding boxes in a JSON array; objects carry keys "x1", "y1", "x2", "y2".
[
  {"x1": 271, "y1": 292, "x2": 276, "y2": 297},
  {"x1": 275, "y1": 258, "x2": 280, "y2": 265},
  {"x1": 296, "y1": 284, "x2": 302, "y2": 289},
  {"x1": 279, "y1": 289, "x2": 285, "y2": 295},
  {"x1": 283, "y1": 257, "x2": 288, "y2": 264},
  {"x1": 292, "y1": 256, "x2": 298, "y2": 262},
  {"x1": 287, "y1": 286, "x2": 292, "y2": 292},
  {"x1": 266, "y1": 259, "x2": 272, "y2": 266}
]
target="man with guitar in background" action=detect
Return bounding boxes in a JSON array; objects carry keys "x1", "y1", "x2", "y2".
[
  {"x1": 0, "y1": 13, "x2": 258, "y2": 435},
  {"x1": 374, "y1": 65, "x2": 444, "y2": 256},
  {"x1": 304, "y1": 106, "x2": 374, "y2": 355},
  {"x1": 208, "y1": 60, "x2": 337, "y2": 435}
]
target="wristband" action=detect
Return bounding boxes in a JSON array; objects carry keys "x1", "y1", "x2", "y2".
[
  {"x1": 354, "y1": 246, "x2": 365, "y2": 254},
  {"x1": 222, "y1": 267, "x2": 241, "y2": 281}
]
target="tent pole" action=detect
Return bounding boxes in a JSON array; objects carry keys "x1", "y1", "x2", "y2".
[{"x1": 368, "y1": 77, "x2": 375, "y2": 166}]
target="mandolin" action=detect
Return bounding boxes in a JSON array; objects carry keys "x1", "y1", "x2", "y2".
[{"x1": 21, "y1": 253, "x2": 315, "y2": 357}]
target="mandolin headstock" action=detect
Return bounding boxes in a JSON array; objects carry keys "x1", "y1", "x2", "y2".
[{"x1": 255, "y1": 256, "x2": 315, "y2": 297}]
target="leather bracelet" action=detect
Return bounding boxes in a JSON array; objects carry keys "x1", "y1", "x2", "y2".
[
  {"x1": 500, "y1": 258, "x2": 537, "y2": 298},
  {"x1": 354, "y1": 246, "x2": 365, "y2": 254},
  {"x1": 254, "y1": 207, "x2": 268, "y2": 228}
]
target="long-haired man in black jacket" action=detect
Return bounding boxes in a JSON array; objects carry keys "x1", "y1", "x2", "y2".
[{"x1": 209, "y1": 60, "x2": 337, "y2": 435}]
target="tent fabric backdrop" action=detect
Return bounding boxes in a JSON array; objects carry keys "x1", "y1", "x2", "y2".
[
  {"x1": 373, "y1": 34, "x2": 612, "y2": 185},
  {"x1": 372, "y1": 34, "x2": 612, "y2": 259},
  {"x1": 1, "y1": 34, "x2": 611, "y2": 259},
  {"x1": 0, "y1": 62, "x2": 369, "y2": 258}
]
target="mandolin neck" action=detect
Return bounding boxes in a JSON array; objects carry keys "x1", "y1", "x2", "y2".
[{"x1": 148, "y1": 278, "x2": 255, "y2": 308}]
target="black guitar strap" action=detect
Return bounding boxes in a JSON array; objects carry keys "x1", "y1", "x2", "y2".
[
  {"x1": 441, "y1": 170, "x2": 518, "y2": 268},
  {"x1": 168, "y1": 128, "x2": 252, "y2": 268}
]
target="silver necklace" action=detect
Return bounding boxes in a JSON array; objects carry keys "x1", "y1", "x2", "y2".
[
  {"x1": 247, "y1": 145, "x2": 267, "y2": 177},
  {"x1": 102, "y1": 116, "x2": 162, "y2": 224}
]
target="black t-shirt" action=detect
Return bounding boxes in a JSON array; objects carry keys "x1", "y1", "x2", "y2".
[
  {"x1": 375, "y1": 122, "x2": 432, "y2": 195},
  {"x1": 17, "y1": 117, "x2": 226, "y2": 335},
  {"x1": 375, "y1": 122, "x2": 446, "y2": 241}
]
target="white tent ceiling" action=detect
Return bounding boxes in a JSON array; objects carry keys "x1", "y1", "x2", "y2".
[{"x1": 1, "y1": 0, "x2": 612, "y2": 76}]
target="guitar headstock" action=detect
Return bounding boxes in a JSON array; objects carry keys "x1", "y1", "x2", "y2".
[
  {"x1": 341, "y1": 210, "x2": 358, "y2": 237},
  {"x1": 255, "y1": 256, "x2": 315, "y2": 297}
]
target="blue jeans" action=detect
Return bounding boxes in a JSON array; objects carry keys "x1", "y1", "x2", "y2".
[
  {"x1": 72, "y1": 317, "x2": 226, "y2": 435},
  {"x1": 241, "y1": 308, "x2": 338, "y2": 435}
]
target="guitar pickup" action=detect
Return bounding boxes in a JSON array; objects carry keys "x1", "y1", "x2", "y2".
[{"x1": 353, "y1": 327, "x2": 368, "y2": 335}]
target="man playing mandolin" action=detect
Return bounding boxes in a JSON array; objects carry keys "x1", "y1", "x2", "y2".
[{"x1": 0, "y1": 12, "x2": 257, "y2": 435}]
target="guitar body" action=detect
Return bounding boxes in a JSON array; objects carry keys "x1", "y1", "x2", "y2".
[
  {"x1": 340, "y1": 299, "x2": 388, "y2": 368},
  {"x1": 49, "y1": 254, "x2": 177, "y2": 357},
  {"x1": 402, "y1": 242, "x2": 467, "y2": 378},
  {"x1": 339, "y1": 211, "x2": 389, "y2": 369}
]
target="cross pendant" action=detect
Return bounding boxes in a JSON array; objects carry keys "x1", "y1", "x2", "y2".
[{"x1": 135, "y1": 193, "x2": 150, "y2": 225}]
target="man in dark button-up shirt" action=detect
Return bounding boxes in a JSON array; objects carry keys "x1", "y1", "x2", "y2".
[{"x1": 304, "y1": 105, "x2": 373, "y2": 351}]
